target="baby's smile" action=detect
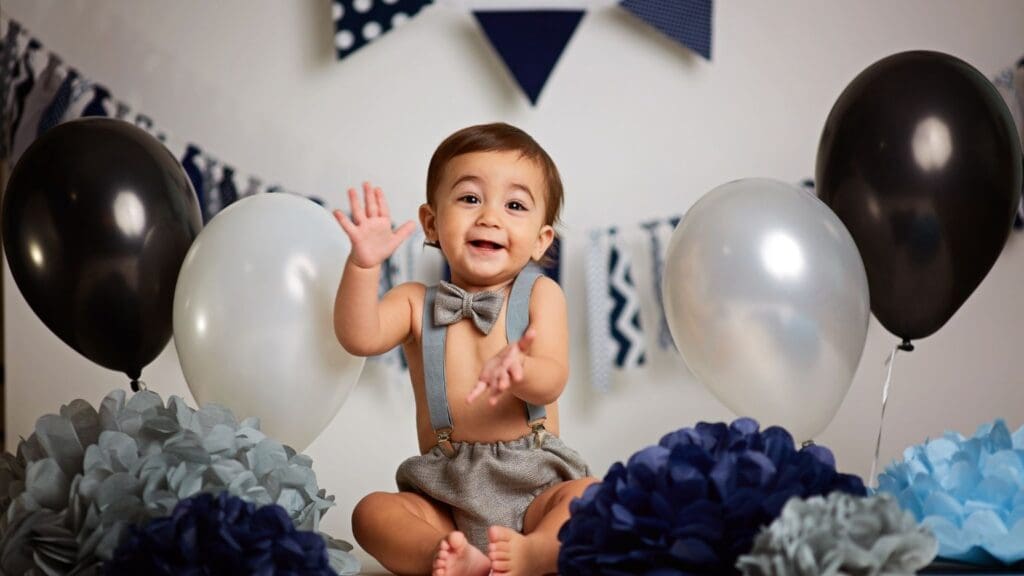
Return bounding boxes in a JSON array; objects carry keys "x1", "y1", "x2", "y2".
[{"x1": 468, "y1": 239, "x2": 505, "y2": 252}]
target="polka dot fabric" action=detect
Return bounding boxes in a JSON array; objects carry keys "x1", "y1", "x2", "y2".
[
  {"x1": 619, "y1": 0, "x2": 713, "y2": 60},
  {"x1": 332, "y1": 0, "x2": 432, "y2": 59}
]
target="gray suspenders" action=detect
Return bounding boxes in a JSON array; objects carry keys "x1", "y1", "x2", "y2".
[{"x1": 422, "y1": 264, "x2": 548, "y2": 456}]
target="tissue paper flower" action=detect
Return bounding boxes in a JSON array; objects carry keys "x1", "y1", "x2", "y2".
[
  {"x1": 877, "y1": 419, "x2": 1024, "y2": 566},
  {"x1": 0, "y1": 390, "x2": 358, "y2": 575},
  {"x1": 736, "y1": 492, "x2": 937, "y2": 576},
  {"x1": 557, "y1": 418, "x2": 867, "y2": 575},
  {"x1": 105, "y1": 491, "x2": 334, "y2": 575}
]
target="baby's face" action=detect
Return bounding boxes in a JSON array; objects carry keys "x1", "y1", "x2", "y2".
[{"x1": 422, "y1": 150, "x2": 554, "y2": 290}]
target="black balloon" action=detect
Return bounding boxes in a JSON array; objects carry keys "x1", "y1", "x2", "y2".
[
  {"x1": 817, "y1": 51, "x2": 1022, "y2": 342},
  {"x1": 2, "y1": 118, "x2": 202, "y2": 381}
]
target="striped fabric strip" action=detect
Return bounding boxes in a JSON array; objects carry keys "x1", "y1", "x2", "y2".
[
  {"x1": 218, "y1": 166, "x2": 239, "y2": 210},
  {"x1": 81, "y1": 83, "x2": 111, "y2": 117},
  {"x1": 994, "y1": 63, "x2": 1024, "y2": 230},
  {"x1": 181, "y1": 144, "x2": 207, "y2": 219},
  {"x1": 0, "y1": 20, "x2": 23, "y2": 158},
  {"x1": 5, "y1": 36, "x2": 38, "y2": 155},
  {"x1": 10, "y1": 52, "x2": 61, "y2": 164},
  {"x1": 607, "y1": 227, "x2": 646, "y2": 369},
  {"x1": 641, "y1": 216, "x2": 680, "y2": 350},
  {"x1": 35, "y1": 67, "x2": 76, "y2": 136},
  {"x1": 585, "y1": 228, "x2": 614, "y2": 391}
]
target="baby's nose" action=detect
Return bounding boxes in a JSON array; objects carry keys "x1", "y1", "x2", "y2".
[{"x1": 476, "y1": 208, "x2": 501, "y2": 227}]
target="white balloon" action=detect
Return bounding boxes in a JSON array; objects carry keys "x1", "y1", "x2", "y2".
[
  {"x1": 663, "y1": 179, "x2": 869, "y2": 441},
  {"x1": 173, "y1": 193, "x2": 364, "y2": 450}
]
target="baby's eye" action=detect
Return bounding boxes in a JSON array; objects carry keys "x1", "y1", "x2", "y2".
[
  {"x1": 507, "y1": 201, "x2": 527, "y2": 211},
  {"x1": 458, "y1": 195, "x2": 480, "y2": 204}
]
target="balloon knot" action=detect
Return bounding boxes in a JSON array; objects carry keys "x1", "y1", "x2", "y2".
[{"x1": 898, "y1": 339, "x2": 914, "y2": 352}]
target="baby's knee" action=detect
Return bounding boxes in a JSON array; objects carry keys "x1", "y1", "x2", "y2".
[
  {"x1": 560, "y1": 477, "x2": 600, "y2": 501},
  {"x1": 351, "y1": 491, "x2": 393, "y2": 538}
]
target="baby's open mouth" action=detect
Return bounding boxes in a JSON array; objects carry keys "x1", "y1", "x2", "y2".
[{"x1": 469, "y1": 240, "x2": 504, "y2": 250}]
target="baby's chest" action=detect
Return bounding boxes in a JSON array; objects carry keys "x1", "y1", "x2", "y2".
[{"x1": 440, "y1": 321, "x2": 508, "y2": 395}]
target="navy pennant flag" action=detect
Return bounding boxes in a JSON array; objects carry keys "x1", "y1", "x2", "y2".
[
  {"x1": 333, "y1": 0, "x2": 434, "y2": 60},
  {"x1": 620, "y1": 0, "x2": 713, "y2": 60},
  {"x1": 473, "y1": 10, "x2": 585, "y2": 105}
]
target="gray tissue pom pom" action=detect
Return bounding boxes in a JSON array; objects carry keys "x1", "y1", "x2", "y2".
[
  {"x1": 0, "y1": 389, "x2": 358, "y2": 575},
  {"x1": 737, "y1": 492, "x2": 937, "y2": 576}
]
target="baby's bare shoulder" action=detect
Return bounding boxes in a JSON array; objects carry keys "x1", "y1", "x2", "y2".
[
  {"x1": 390, "y1": 281, "x2": 427, "y2": 300},
  {"x1": 530, "y1": 276, "x2": 566, "y2": 306},
  {"x1": 380, "y1": 282, "x2": 426, "y2": 311}
]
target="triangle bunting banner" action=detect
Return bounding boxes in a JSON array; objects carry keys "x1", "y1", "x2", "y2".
[
  {"x1": 473, "y1": 10, "x2": 585, "y2": 106},
  {"x1": 620, "y1": 0, "x2": 713, "y2": 60}
]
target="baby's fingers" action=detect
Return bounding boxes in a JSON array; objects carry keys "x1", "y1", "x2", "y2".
[
  {"x1": 489, "y1": 372, "x2": 510, "y2": 406},
  {"x1": 347, "y1": 188, "x2": 363, "y2": 224},
  {"x1": 508, "y1": 358, "x2": 524, "y2": 383},
  {"x1": 466, "y1": 380, "x2": 488, "y2": 404},
  {"x1": 364, "y1": 182, "x2": 380, "y2": 218},
  {"x1": 333, "y1": 210, "x2": 355, "y2": 235},
  {"x1": 378, "y1": 187, "x2": 392, "y2": 219}
]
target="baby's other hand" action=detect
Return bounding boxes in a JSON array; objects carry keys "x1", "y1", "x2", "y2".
[
  {"x1": 333, "y1": 181, "x2": 416, "y2": 269},
  {"x1": 467, "y1": 328, "x2": 536, "y2": 406}
]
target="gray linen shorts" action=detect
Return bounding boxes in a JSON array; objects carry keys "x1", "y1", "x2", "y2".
[{"x1": 395, "y1": 433, "x2": 590, "y2": 552}]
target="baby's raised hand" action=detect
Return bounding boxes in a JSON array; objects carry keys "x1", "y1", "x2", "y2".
[
  {"x1": 333, "y1": 182, "x2": 416, "y2": 269},
  {"x1": 466, "y1": 328, "x2": 536, "y2": 406}
]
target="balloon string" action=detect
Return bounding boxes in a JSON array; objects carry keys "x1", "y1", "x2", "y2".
[{"x1": 870, "y1": 342, "x2": 905, "y2": 487}]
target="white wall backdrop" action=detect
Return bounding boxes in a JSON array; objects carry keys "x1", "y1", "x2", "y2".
[{"x1": 4, "y1": 0, "x2": 1024, "y2": 551}]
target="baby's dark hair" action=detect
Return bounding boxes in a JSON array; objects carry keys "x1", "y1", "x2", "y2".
[{"x1": 425, "y1": 123, "x2": 564, "y2": 228}]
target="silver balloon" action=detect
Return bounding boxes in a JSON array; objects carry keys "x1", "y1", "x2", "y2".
[
  {"x1": 173, "y1": 193, "x2": 365, "y2": 451},
  {"x1": 663, "y1": 178, "x2": 869, "y2": 441}
]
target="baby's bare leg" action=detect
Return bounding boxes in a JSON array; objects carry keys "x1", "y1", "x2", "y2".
[
  {"x1": 352, "y1": 491, "x2": 455, "y2": 575},
  {"x1": 487, "y1": 477, "x2": 599, "y2": 576}
]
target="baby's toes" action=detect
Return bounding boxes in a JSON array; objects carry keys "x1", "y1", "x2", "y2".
[
  {"x1": 488, "y1": 540, "x2": 510, "y2": 562},
  {"x1": 490, "y1": 556, "x2": 511, "y2": 573}
]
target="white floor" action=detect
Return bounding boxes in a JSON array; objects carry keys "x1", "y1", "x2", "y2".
[{"x1": 349, "y1": 540, "x2": 1024, "y2": 575}]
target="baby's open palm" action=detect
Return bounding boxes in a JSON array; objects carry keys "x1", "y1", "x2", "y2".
[{"x1": 334, "y1": 182, "x2": 417, "y2": 268}]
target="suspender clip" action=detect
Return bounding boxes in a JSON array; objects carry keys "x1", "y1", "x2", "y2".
[
  {"x1": 529, "y1": 418, "x2": 548, "y2": 449},
  {"x1": 436, "y1": 427, "x2": 456, "y2": 457}
]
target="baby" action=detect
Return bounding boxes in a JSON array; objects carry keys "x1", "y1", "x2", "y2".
[{"x1": 334, "y1": 123, "x2": 595, "y2": 576}]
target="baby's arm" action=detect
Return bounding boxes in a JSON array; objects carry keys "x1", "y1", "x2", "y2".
[
  {"x1": 468, "y1": 275, "x2": 569, "y2": 406},
  {"x1": 333, "y1": 183, "x2": 418, "y2": 357}
]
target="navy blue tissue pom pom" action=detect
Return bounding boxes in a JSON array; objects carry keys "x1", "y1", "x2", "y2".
[
  {"x1": 558, "y1": 418, "x2": 866, "y2": 575},
  {"x1": 106, "y1": 492, "x2": 335, "y2": 575}
]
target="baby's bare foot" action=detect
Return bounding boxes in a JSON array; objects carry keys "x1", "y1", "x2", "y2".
[
  {"x1": 432, "y1": 531, "x2": 491, "y2": 576},
  {"x1": 487, "y1": 526, "x2": 547, "y2": 576}
]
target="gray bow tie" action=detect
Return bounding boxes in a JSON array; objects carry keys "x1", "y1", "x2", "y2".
[{"x1": 434, "y1": 281, "x2": 504, "y2": 335}]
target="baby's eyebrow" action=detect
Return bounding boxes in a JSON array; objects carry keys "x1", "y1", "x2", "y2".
[
  {"x1": 451, "y1": 175, "x2": 535, "y2": 203},
  {"x1": 451, "y1": 175, "x2": 483, "y2": 190},
  {"x1": 508, "y1": 182, "x2": 535, "y2": 202}
]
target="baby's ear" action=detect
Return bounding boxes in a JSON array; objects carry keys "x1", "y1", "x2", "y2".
[
  {"x1": 419, "y1": 203, "x2": 437, "y2": 243},
  {"x1": 532, "y1": 224, "x2": 555, "y2": 261}
]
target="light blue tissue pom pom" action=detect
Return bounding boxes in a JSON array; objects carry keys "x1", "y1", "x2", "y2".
[{"x1": 877, "y1": 419, "x2": 1024, "y2": 566}]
